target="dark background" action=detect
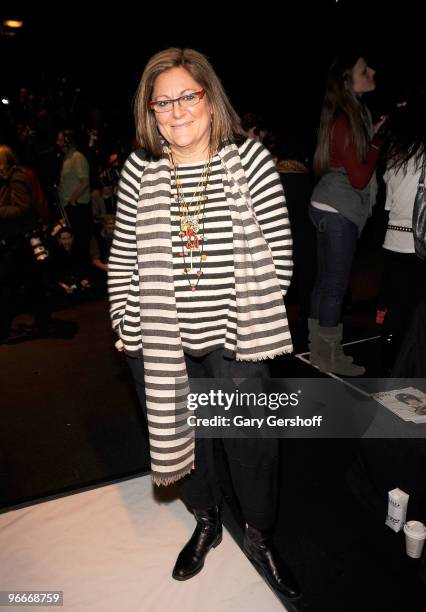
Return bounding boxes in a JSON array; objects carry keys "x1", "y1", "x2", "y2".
[{"x1": 1, "y1": 0, "x2": 423, "y2": 157}]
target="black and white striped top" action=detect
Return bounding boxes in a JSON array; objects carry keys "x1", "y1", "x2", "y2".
[{"x1": 108, "y1": 138, "x2": 293, "y2": 356}]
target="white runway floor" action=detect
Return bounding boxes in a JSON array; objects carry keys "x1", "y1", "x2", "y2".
[{"x1": 0, "y1": 475, "x2": 287, "y2": 611}]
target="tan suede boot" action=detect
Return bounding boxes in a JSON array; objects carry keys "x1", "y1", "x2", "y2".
[
  {"x1": 309, "y1": 318, "x2": 353, "y2": 366},
  {"x1": 316, "y1": 325, "x2": 365, "y2": 376}
]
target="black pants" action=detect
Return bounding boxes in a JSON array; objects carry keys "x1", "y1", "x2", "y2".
[
  {"x1": 0, "y1": 237, "x2": 51, "y2": 338},
  {"x1": 66, "y1": 203, "x2": 93, "y2": 258},
  {"x1": 127, "y1": 349, "x2": 279, "y2": 530},
  {"x1": 380, "y1": 249, "x2": 426, "y2": 344}
]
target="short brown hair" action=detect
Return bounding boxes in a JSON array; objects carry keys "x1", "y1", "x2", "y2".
[{"x1": 134, "y1": 47, "x2": 244, "y2": 159}]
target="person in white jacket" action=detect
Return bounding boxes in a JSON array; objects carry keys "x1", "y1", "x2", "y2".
[{"x1": 379, "y1": 87, "x2": 426, "y2": 363}]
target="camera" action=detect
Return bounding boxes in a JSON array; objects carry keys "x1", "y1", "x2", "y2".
[{"x1": 29, "y1": 234, "x2": 49, "y2": 262}]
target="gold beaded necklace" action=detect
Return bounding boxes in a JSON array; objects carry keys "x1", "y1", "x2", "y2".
[{"x1": 169, "y1": 150, "x2": 213, "y2": 291}]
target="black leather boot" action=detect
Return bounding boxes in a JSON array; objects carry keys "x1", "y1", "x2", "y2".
[
  {"x1": 172, "y1": 505, "x2": 222, "y2": 581},
  {"x1": 243, "y1": 523, "x2": 301, "y2": 600}
]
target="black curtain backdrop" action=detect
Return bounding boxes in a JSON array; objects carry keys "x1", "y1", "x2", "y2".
[{"x1": 1, "y1": 1, "x2": 423, "y2": 157}]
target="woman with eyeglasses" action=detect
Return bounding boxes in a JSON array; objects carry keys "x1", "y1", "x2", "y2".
[
  {"x1": 107, "y1": 47, "x2": 300, "y2": 598},
  {"x1": 308, "y1": 52, "x2": 387, "y2": 376}
]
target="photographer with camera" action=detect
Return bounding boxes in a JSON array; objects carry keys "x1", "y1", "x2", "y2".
[{"x1": 0, "y1": 145, "x2": 52, "y2": 343}]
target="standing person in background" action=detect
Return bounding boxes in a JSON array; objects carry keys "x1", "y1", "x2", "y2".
[
  {"x1": 379, "y1": 86, "x2": 426, "y2": 367},
  {"x1": 56, "y1": 130, "x2": 92, "y2": 256},
  {"x1": 108, "y1": 47, "x2": 300, "y2": 599},
  {"x1": 99, "y1": 152, "x2": 121, "y2": 213},
  {"x1": 308, "y1": 52, "x2": 387, "y2": 375},
  {"x1": 0, "y1": 145, "x2": 51, "y2": 342}
]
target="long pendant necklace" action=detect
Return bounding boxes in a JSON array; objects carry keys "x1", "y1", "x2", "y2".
[{"x1": 169, "y1": 151, "x2": 212, "y2": 291}]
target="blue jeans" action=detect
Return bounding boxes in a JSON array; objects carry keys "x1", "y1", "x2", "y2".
[{"x1": 309, "y1": 207, "x2": 358, "y2": 327}]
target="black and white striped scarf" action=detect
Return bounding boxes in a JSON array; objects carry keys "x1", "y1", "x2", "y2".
[{"x1": 136, "y1": 142, "x2": 292, "y2": 486}]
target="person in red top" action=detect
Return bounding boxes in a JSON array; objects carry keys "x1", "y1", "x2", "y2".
[
  {"x1": 329, "y1": 112, "x2": 384, "y2": 189},
  {"x1": 308, "y1": 53, "x2": 387, "y2": 376},
  {"x1": 21, "y1": 166, "x2": 51, "y2": 228}
]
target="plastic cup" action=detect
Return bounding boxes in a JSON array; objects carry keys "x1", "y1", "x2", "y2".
[{"x1": 403, "y1": 521, "x2": 426, "y2": 559}]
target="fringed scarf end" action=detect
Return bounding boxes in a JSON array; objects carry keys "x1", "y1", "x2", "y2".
[
  {"x1": 151, "y1": 462, "x2": 195, "y2": 487},
  {"x1": 236, "y1": 345, "x2": 294, "y2": 362}
]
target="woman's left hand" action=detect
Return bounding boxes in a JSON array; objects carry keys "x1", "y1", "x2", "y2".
[{"x1": 373, "y1": 115, "x2": 388, "y2": 135}]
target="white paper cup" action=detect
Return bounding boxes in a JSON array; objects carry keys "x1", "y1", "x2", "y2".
[{"x1": 403, "y1": 521, "x2": 426, "y2": 559}]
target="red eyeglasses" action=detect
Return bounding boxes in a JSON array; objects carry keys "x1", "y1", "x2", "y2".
[{"x1": 149, "y1": 89, "x2": 206, "y2": 113}]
